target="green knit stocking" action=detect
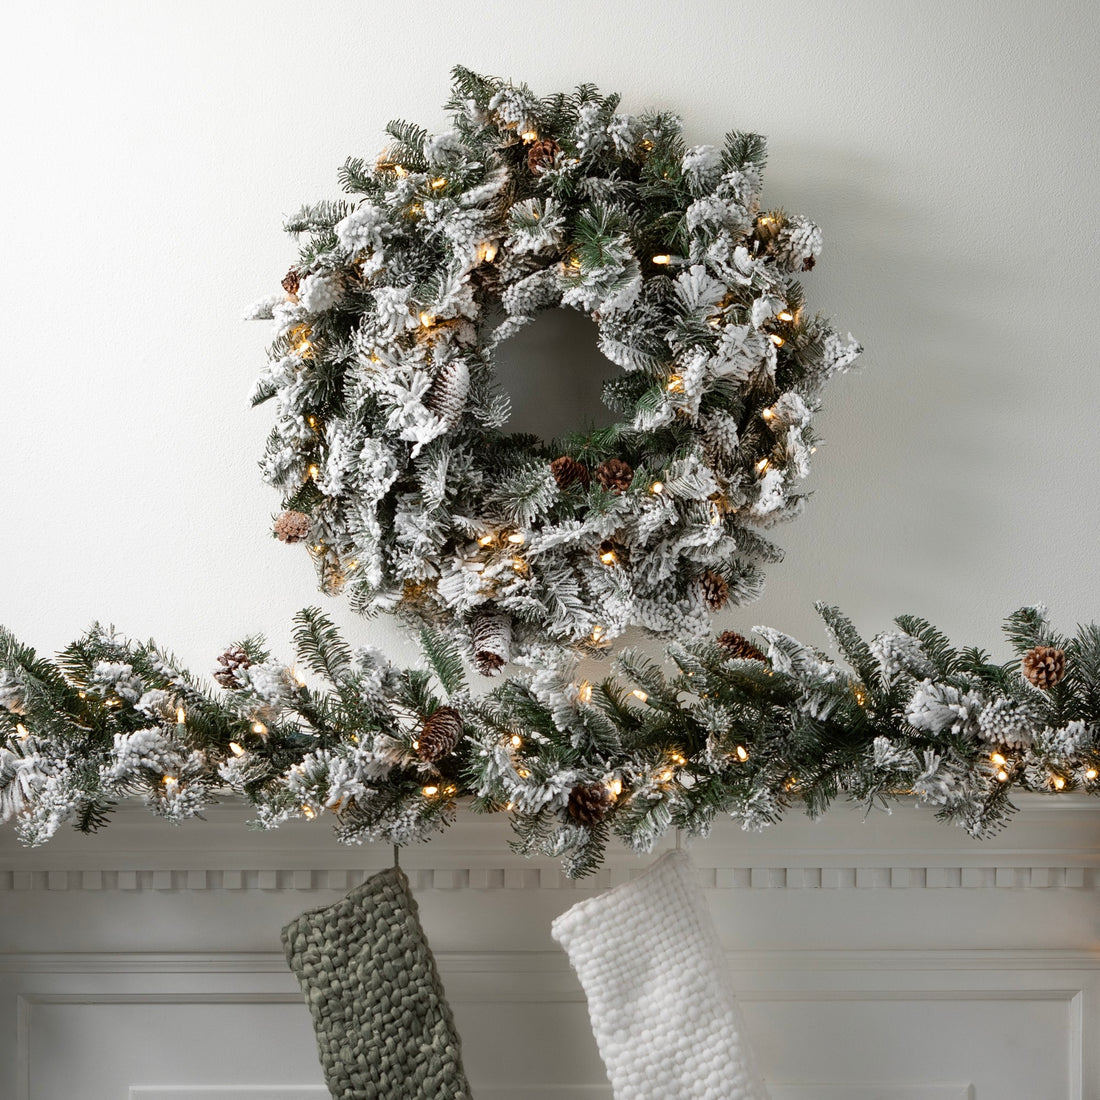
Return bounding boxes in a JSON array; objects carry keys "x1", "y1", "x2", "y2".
[{"x1": 282, "y1": 866, "x2": 473, "y2": 1099}]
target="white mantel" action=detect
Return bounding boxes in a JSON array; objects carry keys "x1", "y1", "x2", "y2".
[{"x1": 2, "y1": 794, "x2": 1099, "y2": 1099}]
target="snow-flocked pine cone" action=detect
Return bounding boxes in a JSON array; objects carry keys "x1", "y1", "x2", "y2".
[
  {"x1": 526, "y1": 138, "x2": 561, "y2": 175},
  {"x1": 567, "y1": 782, "x2": 613, "y2": 825},
  {"x1": 716, "y1": 630, "x2": 767, "y2": 662},
  {"x1": 700, "y1": 570, "x2": 730, "y2": 611},
  {"x1": 417, "y1": 705, "x2": 464, "y2": 763},
  {"x1": 472, "y1": 609, "x2": 512, "y2": 677},
  {"x1": 281, "y1": 268, "x2": 300, "y2": 296},
  {"x1": 977, "y1": 697, "x2": 1037, "y2": 749},
  {"x1": 550, "y1": 455, "x2": 590, "y2": 490},
  {"x1": 213, "y1": 647, "x2": 252, "y2": 689},
  {"x1": 426, "y1": 357, "x2": 470, "y2": 426},
  {"x1": 1022, "y1": 645, "x2": 1066, "y2": 689},
  {"x1": 594, "y1": 458, "x2": 634, "y2": 494},
  {"x1": 274, "y1": 509, "x2": 312, "y2": 543}
]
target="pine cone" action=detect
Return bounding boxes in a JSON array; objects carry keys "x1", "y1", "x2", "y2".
[
  {"x1": 594, "y1": 458, "x2": 634, "y2": 494},
  {"x1": 417, "y1": 705, "x2": 463, "y2": 763},
  {"x1": 717, "y1": 630, "x2": 767, "y2": 662},
  {"x1": 281, "y1": 268, "x2": 300, "y2": 296},
  {"x1": 567, "y1": 782, "x2": 613, "y2": 825},
  {"x1": 551, "y1": 455, "x2": 590, "y2": 490},
  {"x1": 472, "y1": 609, "x2": 512, "y2": 677},
  {"x1": 426, "y1": 357, "x2": 470, "y2": 426},
  {"x1": 1022, "y1": 645, "x2": 1066, "y2": 689},
  {"x1": 274, "y1": 509, "x2": 312, "y2": 543},
  {"x1": 213, "y1": 647, "x2": 252, "y2": 689},
  {"x1": 526, "y1": 138, "x2": 561, "y2": 176},
  {"x1": 700, "y1": 570, "x2": 729, "y2": 611}
]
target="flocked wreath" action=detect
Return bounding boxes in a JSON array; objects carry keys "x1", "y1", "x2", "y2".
[{"x1": 248, "y1": 67, "x2": 861, "y2": 671}]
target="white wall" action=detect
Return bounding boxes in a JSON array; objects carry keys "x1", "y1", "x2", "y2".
[{"x1": 2, "y1": 0, "x2": 1099, "y2": 669}]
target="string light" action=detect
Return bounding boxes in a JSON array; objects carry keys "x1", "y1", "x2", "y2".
[
  {"x1": 761, "y1": 407, "x2": 775, "y2": 420},
  {"x1": 520, "y1": 129, "x2": 538, "y2": 143},
  {"x1": 599, "y1": 546, "x2": 618, "y2": 566},
  {"x1": 510, "y1": 734, "x2": 522, "y2": 748},
  {"x1": 777, "y1": 310, "x2": 794, "y2": 323},
  {"x1": 996, "y1": 769, "x2": 1009, "y2": 782},
  {"x1": 631, "y1": 689, "x2": 648, "y2": 703},
  {"x1": 162, "y1": 775, "x2": 178, "y2": 792},
  {"x1": 511, "y1": 557, "x2": 527, "y2": 574},
  {"x1": 429, "y1": 177, "x2": 447, "y2": 190},
  {"x1": 670, "y1": 752, "x2": 686, "y2": 766},
  {"x1": 578, "y1": 681, "x2": 593, "y2": 704},
  {"x1": 1087, "y1": 768, "x2": 1098, "y2": 780},
  {"x1": 506, "y1": 531, "x2": 525, "y2": 545},
  {"x1": 709, "y1": 502, "x2": 722, "y2": 526},
  {"x1": 666, "y1": 375, "x2": 684, "y2": 392},
  {"x1": 476, "y1": 241, "x2": 498, "y2": 263},
  {"x1": 418, "y1": 311, "x2": 437, "y2": 328},
  {"x1": 297, "y1": 339, "x2": 312, "y2": 356},
  {"x1": 176, "y1": 706, "x2": 186, "y2": 725},
  {"x1": 651, "y1": 254, "x2": 671, "y2": 265},
  {"x1": 308, "y1": 464, "x2": 320, "y2": 481},
  {"x1": 658, "y1": 767, "x2": 675, "y2": 782},
  {"x1": 990, "y1": 752, "x2": 1006, "y2": 766},
  {"x1": 393, "y1": 165, "x2": 408, "y2": 178},
  {"x1": 1052, "y1": 776, "x2": 1066, "y2": 790},
  {"x1": 590, "y1": 625, "x2": 605, "y2": 644},
  {"x1": 650, "y1": 481, "x2": 664, "y2": 495},
  {"x1": 755, "y1": 458, "x2": 770, "y2": 473},
  {"x1": 16, "y1": 724, "x2": 29, "y2": 741},
  {"x1": 770, "y1": 334, "x2": 786, "y2": 348},
  {"x1": 422, "y1": 785, "x2": 439, "y2": 797},
  {"x1": 308, "y1": 415, "x2": 318, "y2": 429},
  {"x1": 735, "y1": 745, "x2": 749, "y2": 762},
  {"x1": 228, "y1": 742, "x2": 245, "y2": 757},
  {"x1": 478, "y1": 533, "x2": 496, "y2": 547},
  {"x1": 252, "y1": 720, "x2": 267, "y2": 736},
  {"x1": 301, "y1": 804, "x2": 316, "y2": 819}
]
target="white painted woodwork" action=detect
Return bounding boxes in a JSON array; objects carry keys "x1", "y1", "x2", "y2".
[{"x1": 2, "y1": 794, "x2": 1098, "y2": 1098}]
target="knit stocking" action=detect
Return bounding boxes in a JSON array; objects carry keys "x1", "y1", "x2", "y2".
[
  {"x1": 551, "y1": 849, "x2": 770, "y2": 1100},
  {"x1": 282, "y1": 865, "x2": 473, "y2": 1100}
]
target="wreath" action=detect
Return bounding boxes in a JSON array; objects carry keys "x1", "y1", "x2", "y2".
[{"x1": 249, "y1": 67, "x2": 861, "y2": 671}]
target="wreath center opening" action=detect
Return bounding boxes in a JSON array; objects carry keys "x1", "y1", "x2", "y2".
[{"x1": 490, "y1": 308, "x2": 619, "y2": 442}]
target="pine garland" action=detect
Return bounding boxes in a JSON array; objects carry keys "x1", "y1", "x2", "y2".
[
  {"x1": 248, "y1": 68, "x2": 861, "y2": 665},
  {"x1": 2, "y1": 602, "x2": 1096, "y2": 876}
]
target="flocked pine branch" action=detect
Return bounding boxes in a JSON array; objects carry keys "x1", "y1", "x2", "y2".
[{"x1": 2, "y1": 604, "x2": 1096, "y2": 874}]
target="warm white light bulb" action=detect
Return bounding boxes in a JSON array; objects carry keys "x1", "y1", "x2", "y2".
[
  {"x1": 631, "y1": 689, "x2": 648, "y2": 703},
  {"x1": 422, "y1": 785, "x2": 439, "y2": 797},
  {"x1": 510, "y1": 734, "x2": 522, "y2": 748},
  {"x1": 252, "y1": 721, "x2": 267, "y2": 736},
  {"x1": 176, "y1": 706, "x2": 186, "y2": 725},
  {"x1": 229, "y1": 742, "x2": 245, "y2": 757},
  {"x1": 651, "y1": 254, "x2": 671, "y2": 265},
  {"x1": 736, "y1": 745, "x2": 749, "y2": 762}
]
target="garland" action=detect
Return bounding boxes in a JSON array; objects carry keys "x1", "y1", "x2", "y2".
[
  {"x1": 2, "y1": 602, "x2": 1095, "y2": 876},
  {"x1": 249, "y1": 67, "x2": 860, "y2": 669}
]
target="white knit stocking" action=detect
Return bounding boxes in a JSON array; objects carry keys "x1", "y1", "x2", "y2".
[{"x1": 551, "y1": 849, "x2": 770, "y2": 1100}]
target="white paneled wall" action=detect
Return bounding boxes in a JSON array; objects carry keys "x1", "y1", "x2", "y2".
[{"x1": 2, "y1": 795, "x2": 1098, "y2": 1099}]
